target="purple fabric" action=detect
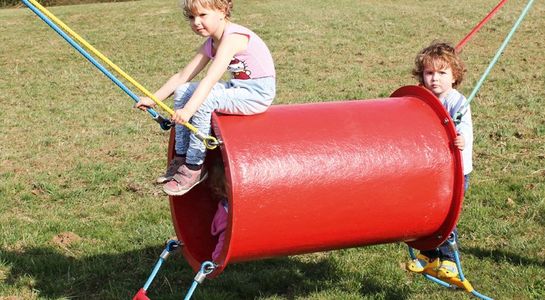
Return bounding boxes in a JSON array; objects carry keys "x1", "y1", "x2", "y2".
[{"x1": 211, "y1": 200, "x2": 228, "y2": 261}]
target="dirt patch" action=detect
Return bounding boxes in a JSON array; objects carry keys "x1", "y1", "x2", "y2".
[
  {"x1": 538, "y1": 247, "x2": 545, "y2": 260},
  {"x1": 52, "y1": 232, "x2": 82, "y2": 248}
]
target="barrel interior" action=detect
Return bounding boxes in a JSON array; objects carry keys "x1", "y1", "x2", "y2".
[{"x1": 169, "y1": 147, "x2": 229, "y2": 271}]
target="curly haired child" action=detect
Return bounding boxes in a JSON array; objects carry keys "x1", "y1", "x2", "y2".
[{"x1": 407, "y1": 42, "x2": 473, "y2": 279}]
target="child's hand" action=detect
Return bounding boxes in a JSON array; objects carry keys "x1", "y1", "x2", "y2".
[
  {"x1": 172, "y1": 108, "x2": 193, "y2": 125},
  {"x1": 454, "y1": 134, "x2": 465, "y2": 151},
  {"x1": 135, "y1": 97, "x2": 157, "y2": 110}
]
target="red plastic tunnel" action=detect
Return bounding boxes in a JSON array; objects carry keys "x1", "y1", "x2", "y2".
[{"x1": 167, "y1": 85, "x2": 465, "y2": 277}]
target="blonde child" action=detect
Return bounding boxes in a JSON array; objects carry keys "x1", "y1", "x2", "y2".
[
  {"x1": 407, "y1": 42, "x2": 473, "y2": 279},
  {"x1": 136, "y1": 0, "x2": 276, "y2": 196}
]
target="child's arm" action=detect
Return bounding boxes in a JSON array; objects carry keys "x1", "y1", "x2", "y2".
[
  {"x1": 135, "y1": 50, "x2": 210, "y2": 109},
  {"x1": 154, "y1": 51, "x2": 211, "y2": 101},
  {"x1": 171, "y1": 34, "x2": 249, "y2": 124}
]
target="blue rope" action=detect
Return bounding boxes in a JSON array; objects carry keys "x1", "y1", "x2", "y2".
[
  {"x1": 407, "y1": 243, "x2": 494, "y2": 299},
  {"x1": 143, "y1": 258, "x2": 164, "y2": 291},
  {"x1": 21, "y1": 0, "x2": 172, "y2": 130},
  {"x1": 472, "y1": 290, "x2": 495, "y2": 300},
  {"x1": 449, "y1": 236, "x2": 466, "y2": 282},
  {"x1": 457, "y1": 0, "x2": 536, "y2": 120},
  {"x1": 423, "y1": 273, "x2": 452, "y2": 288},
  {"x1": 449, "y1": 240, "x2": 495, "y2": 300},
  {"x1": 184, "y1": 261, "x2": 216, "y2": 300},
  {"x1": 184, "y1": 281, "x2": 199, "y2": 300},
  {"x1": 136, "y1": 240, "x2": 181, "y2": 294}
]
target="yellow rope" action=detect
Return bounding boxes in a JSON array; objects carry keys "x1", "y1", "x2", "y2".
[{"x1": 28, "y1": 0, "x2": 218, "y2": 149}]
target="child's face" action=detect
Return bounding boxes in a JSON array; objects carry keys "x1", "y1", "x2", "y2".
[
  {"x1": 187, "y1": 5, "x2": 226, "y2": 39},
  {"x1": 422, "y1": 64, "x2": 455, "y2": 99}
]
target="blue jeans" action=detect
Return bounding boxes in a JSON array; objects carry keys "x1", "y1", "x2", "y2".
[
  {"x1": 421, "y1": 174, "x2": 470, "y2": 261},
  {"x1": 173, "y1": 77, "x2": 276, "y2": 165}
]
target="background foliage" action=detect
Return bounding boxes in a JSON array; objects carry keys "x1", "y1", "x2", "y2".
[{"x1": 1, "y1": 0, "x2": 544, "y2": 299}]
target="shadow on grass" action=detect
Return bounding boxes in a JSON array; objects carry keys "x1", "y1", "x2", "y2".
[
  {"x1": 1, "y1": 245, "x2": 412, "y2": 299},
  {"x1": 464, "y1": 246, "x2": 545, "y2": 268},
  {"x1": 357, "y1": 276, "x2": 411, "y2": 300}
]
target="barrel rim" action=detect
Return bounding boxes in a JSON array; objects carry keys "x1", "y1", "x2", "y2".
[{"x1": 391, "y1": 85, "x2": 465, "y2": 251}]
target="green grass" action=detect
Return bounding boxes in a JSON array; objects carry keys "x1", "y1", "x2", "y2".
[{"x1": 1, "y1": 0, "x2": 544, "y2": 299}]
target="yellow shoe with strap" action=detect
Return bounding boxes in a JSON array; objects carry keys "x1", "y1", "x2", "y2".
[
  {"x1": 406, "y1": 254, "x2": 440, "y2": 273},
  {"x1": 437, "y1": 260, "x2": 459, "y2": 279}
]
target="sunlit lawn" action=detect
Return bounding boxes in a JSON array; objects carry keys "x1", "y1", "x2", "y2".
[{"x1": 1, "y1": 0, "x2": 544, "y2": 299}]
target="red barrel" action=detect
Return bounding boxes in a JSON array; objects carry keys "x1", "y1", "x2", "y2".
[{"x1": 168, "y1": 85, "x2": 464, "y2": 277}]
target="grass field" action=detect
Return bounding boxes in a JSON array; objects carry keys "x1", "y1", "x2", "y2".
[{"x1": 1, "y1": 0, "x2": 544, "y2": 299}]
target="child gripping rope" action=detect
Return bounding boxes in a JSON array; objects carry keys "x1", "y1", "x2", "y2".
[
  {"x1": 136, "y1": 0, "x2": 276, "y2": 196},
  {"x1": 406, "y1": 41, "x2": 473, "y2": 279}
]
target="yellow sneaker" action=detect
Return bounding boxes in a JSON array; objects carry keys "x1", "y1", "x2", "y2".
[
  {"x1": 406, "y1": 254, "x2": 439, "y2": 273},
  {"x1": 437, "y1": 260, "x2": 458, "y2": 279}
]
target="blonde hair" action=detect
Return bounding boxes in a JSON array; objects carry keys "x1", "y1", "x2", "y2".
[
  {"x1": 182, "y1": 0, "x2": 233, "y2": 20},
  {"x1": 413, "y1": 42, "x2": 466, "y2": 88}
]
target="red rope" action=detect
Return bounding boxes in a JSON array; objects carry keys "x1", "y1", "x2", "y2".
[{"x1": 455, "y1": 0, "x2": 509, "y2": 52}]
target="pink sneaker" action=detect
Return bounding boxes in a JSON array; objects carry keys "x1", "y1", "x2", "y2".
[
  {"x1": 211, "y1": 200, "x2": 228, "y2": 261},
  {"x1": 163, "y1": 165, "x2": 208, "y2": 196},
  {"x1": 156, "y1": 156, "x2": 185, "y2": 184}
]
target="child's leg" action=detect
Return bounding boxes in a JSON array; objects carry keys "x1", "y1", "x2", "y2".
[
  {"x1": 185, "y1": 78, "x2": 276, "y2": 166},
  {"x1": 155, "y1": 83, "x2": 197, "y2": 184},
  {"x1": 214, "y1": 77, "x2": 276, "y2": 115},
  {"x1": 437, "y1": 228, "x2": 458, "y2": 262},
  {"x1": 407, "y1": 248, "x2": 440, "y2": 273},
  {"x1": 163, "y1": 79, "x2": 274, "y2": 195},
  {"x1": 437, "y1": 176, "x2": 469, "y2": 277},
  {"x1": 163, "y1": 82, "x2": 231, "y2": 195},
  {"x1": 173, "y1": 83, "x2": 199, "y2": 156},
  {"x1": 421, "y1": 249, "x2": 440, "y2": 260},
  {"x1": 436, "y1": 228, "x2": 459, "y2": 278},
  {"x1": 408, "y1": 177, "x2": 469, "y2": 276}
]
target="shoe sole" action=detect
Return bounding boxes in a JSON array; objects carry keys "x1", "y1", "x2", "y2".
[
  {"x1": 156, "y1": 176, "x2": 174, "y2": 184},
  {"x1": 163, "y1": 172, "x2": 209, "y2": 196}
]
